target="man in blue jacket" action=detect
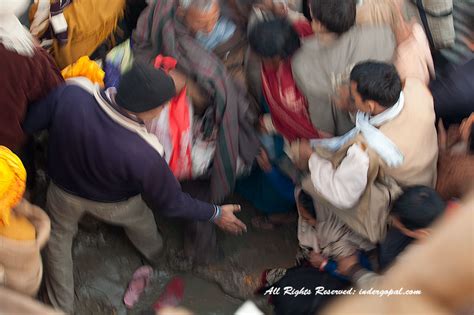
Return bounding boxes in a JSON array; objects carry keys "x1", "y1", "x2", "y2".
[{"x1": 23, "y1": 62, "x2": 246, "y2": 313}]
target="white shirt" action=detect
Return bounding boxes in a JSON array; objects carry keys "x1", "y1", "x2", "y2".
[{"x1": 308, "y1": 144, "x2": 369, "y2": 209}]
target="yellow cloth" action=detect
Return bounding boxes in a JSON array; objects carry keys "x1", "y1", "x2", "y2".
[
  {"x1": 0, "y1": 146, "x2": 35, "y2": 240},
  {"x1": 61, "y1": 56, "x2": 105, "y2": 87},
  {"x1": 0, "y1": 146, "x2": 26, "y2": 226},
  {"x1": 52, "y1": 0, "x2": 126, "y2": 69},
  {"x1": 0, "y1": 213, "x2": 35, "y2": 241}
]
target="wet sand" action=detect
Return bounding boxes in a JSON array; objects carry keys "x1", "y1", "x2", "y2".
[{"x1": 71, "y1": 195, "x2": 298, "y2": 314}]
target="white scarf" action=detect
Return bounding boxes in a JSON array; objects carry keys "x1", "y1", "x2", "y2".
[
  {"x1": 0, "y1": 0, "x2": 35, "y2": 56},
  {"x1": 311, "y1": 92, "x2": 405, "y2": 167}
]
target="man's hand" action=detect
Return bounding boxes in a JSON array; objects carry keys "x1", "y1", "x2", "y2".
[
  {"x1": 295, "y1": 139, "x2": 313, "y2": 171},
  {"x1": 255, "y1": 0, "x2": 288, "y2": 17},
  {"x1": 214, "y1": 205, "x2": 247, "y2": 235},
  {"x1": 336, "y1": 254, "x2": 358, "y2": 276},
  {"x1": 308, "y1": 251, "x2": 325, "y2": 268}
]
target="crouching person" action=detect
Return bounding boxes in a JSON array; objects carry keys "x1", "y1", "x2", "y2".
[
  {"x1": 0, "y1": 146, "x2": 51, "y2": 297},
  {"x1": 23, "y1": 62, "x2": 247, "y2": 314},
  {"x1": 335, "y1": 185, "x2": 447, "y2": 289},
  {"x1": 261, "y1": 59, "x2": 441, "y2": 313},
  {"x1": 291, "y1": 61, "x2": 437, "y2": 276}
]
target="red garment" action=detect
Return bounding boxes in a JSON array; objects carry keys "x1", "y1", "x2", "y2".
[
  {"x1": 0, "y1": 45, "x2": 63, "y2": 151},
  {"x1": 261, "y1": 20, "x2": 319, "y2": 141},
  {"x1": 292, "y1": 20, "x2": 314, "y2": 38},
  {"x1": 168, "y1": 87, "x2": 193, "y2": 179}
]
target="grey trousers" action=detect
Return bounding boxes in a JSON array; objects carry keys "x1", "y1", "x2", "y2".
[{"x1": 44, "y1": 183, "x2": 162, "y2": 314}]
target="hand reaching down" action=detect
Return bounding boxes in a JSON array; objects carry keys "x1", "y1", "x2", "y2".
[{"x1": 213, "y1": 204, "x2": 247, "y2": 235}]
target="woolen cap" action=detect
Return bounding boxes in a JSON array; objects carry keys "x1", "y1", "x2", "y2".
[{"x1": 116, "y1": 61, "x2": 176, "y2": 113}]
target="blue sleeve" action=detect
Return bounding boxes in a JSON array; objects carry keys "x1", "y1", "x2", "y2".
[
  {"x1": 323, "y1": 260, "x2": 350, "y2": 282},
  {"x1": 130, "y1": 148, "x2": 216, "y2": 221},
  {"x1": 23, "y1": 85, "x2": 65, "y2": 134}
]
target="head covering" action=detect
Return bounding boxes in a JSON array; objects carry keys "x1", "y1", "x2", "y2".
[
  {"x1": 61, "y1": 56, "x2": 105, "y2": 87},
  {"x1": 0, "y1": 0, "x2": 35, "y2": 56},
  {"x1": 0, "y1": 146, "x2": 26, "y2": 227},
  {"x1": 116, "y1": 62, "x2": 176, "y2": 113}
]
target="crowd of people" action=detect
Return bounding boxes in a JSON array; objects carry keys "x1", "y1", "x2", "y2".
[{"x1": 0, "y1": 0, "x2": 473, "y2": 314}]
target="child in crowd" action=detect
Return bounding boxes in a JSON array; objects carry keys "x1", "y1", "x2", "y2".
[{"x1": 338, "y1": 185, "x2": 447, "y2": 288}]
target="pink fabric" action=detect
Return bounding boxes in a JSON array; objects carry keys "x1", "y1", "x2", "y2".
[
  {"x1": 261, "y1": 21, "x2": 320, "y2": 142},
  {"x1": 153, "y1": 277, "x2": 185, "y2": 311}
]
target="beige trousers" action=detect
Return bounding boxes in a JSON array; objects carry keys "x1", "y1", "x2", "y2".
[{"x1": 44, "y1": 183, "x2": 162, "y2": 314}]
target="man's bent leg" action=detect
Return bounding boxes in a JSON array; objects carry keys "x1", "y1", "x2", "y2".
[
  {"x1": 44, "y1": 184, "x2": 85, "y2": 314},
  {"x1": 90, "y1": 196, "x2": 163, "y2": 264}
]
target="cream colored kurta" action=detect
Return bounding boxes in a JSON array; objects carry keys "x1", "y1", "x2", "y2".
[{"x1": 379, "y1": 78, "x2": 438, "y2": 188}]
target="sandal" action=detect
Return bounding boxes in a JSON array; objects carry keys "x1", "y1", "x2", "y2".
[{"x1": 123, "y1": 265, "x2": 153, "y2": 309}]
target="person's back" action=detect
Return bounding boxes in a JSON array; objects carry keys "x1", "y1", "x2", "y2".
[
  {"x1": 379, "y1": 78, "x2": 438, "y2": 187},
  {"x1": 24, "y1": 76, "x2": 215, "y2": 220},
  {"x1": 23, "y1": 63, "x2": 248, "y2": 313},
  {"x1": 291, "y1": 0, "x2": 396, "y2": 136},
  {"x1": 40, "y1": 83, "x2": 153, "y2": 202}
]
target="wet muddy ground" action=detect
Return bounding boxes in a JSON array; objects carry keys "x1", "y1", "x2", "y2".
[{"x1": 71, "y1": 195, "x2": 298, "y2": 315}]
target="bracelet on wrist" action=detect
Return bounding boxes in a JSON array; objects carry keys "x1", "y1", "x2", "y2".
[{"x1": 210, "y1": 205, "x2": 222, "y2": 222}]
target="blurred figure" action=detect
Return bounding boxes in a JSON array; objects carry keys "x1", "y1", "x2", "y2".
[
  {"x1": 0, "y1": 146, "x2": 51, "y2": 297},
  {"x1": 23, "y1": 62, "x2": 247, "y2": 314},
  {"x1": 291, "y1": 62, "x2": 437, "y2": 273},
  {"x1": 238, "y1": 18, "x2": 318, "y2": 230},
  {"x1": 436, "y1": 114, "x2": 474, "y2": 200},
  {"x1": 156, "y1": 306, "x2": 193, "y2": 315},
  {"x1": 248, "y1": 18, "x2": 320, "y2": 142},
  {"x1": 323, "y1": 192, "x2": 474, "y2": 315},
  {"x1": 337, "y1": 186, "x2": 447, "y2": 289},
  {"x1": 379, "y1": 186, "x2": 446, "y2": 270},
  {"x1": 0, "y1": 287, "x2": 63, "y2": 315},
  {"x1": 291, "y1": 0, "x2": 396, "y2": 136},
  {"x1": 134, "y1": 0, "x2": 260, "y2": 265},
  {"x1": 0, "y1": 0, "x2": 63, "y2": 153},
  {"x1": 430, "y1": 58, "x2": 474, "y2": 127},
  {"x1": 302, "y1": 61, "x2": 438, "y2": 188},
  {"x1": 29, "y1": 0, "x2": 127, "y2": 68},
  {"x1": 356, "y1": 0, "x2": 435, "y2": 84}
]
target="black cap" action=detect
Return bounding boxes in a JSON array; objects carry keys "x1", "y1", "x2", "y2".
[{"x1": 116, "y1": 61, "x2": 176, "y2": 113}]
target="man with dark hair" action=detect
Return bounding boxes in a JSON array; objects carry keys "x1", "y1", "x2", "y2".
[
  {"x1": 247, "y1": 17, "x2": 321, "y2": 142},
  {"x1": 248, "y1": 18, "x2": 302, "y2": 61},
  {"x1": 310, "y1": 0, "x2": 356, "y2": 35},
  {"x1": 23, "y1": 62, "x2": 247, "y2": 314},
  {"x1": 336, "y1": 186, "x2": 446, "y2": 289},
  {"x1": 293, "y1": 61, "x2": 437, "y2": 270},
  {"x1": 291, "y1": 0, "x2": 396, "y2": 137},
  {"x1": 380, "y1": 185, "x2": 446, "y2": 269},
  {"x1": 349, "y1": 61, "x2": 402, "y2": 109},
  {"x1": 346, "y1": 61, "x2": 438, "y2": 187}
]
